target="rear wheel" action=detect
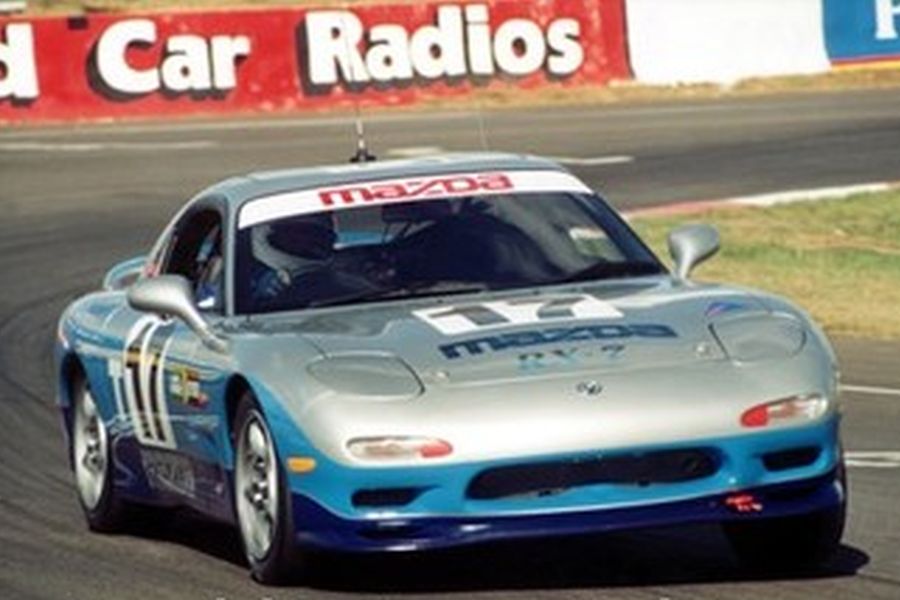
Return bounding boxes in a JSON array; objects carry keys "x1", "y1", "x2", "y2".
[
  {"x1": 233, "y1": 393, "x2": 301, "y2": 584},
  {"x1": 71, "y1": 374, "x2": 127, "y2": 532},
  {"x1": 723, "y1": 469, "x2": 847, "y2": 570}
]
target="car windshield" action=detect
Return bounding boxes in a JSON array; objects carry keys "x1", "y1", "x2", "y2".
[{"x1": 234, "y1": 191, "x2": 664, "y2": 314}]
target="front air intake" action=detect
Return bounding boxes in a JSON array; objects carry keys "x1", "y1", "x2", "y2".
[
  {"x1": 762, "y1": 446, "x2": 821, "y2": 471},
  {"x1": 352, "y1": 487, "x2": 423, "y2": 508},
  {"x1": 467, "y1": 449, "x2": 718, "y2": 501}
]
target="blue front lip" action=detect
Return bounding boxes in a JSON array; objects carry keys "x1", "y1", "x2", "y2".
[{"x1": 291, "y1": 468, "x2": 844, "y2": 552}]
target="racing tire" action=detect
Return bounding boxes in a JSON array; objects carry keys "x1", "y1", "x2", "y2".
[
  {"x1": 233, "y1": 392, "x2": 302, "y2": 585},
  {"x1": 723, "y1": 467, "x2": 847, "y2": 571},
  {"x1": 70, "y1": 372, "x2": 129, "y2": 533}
]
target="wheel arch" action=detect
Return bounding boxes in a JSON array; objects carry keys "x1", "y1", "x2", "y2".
[
  {"x1": 59, "y1": 352, "x2": 86, "y2": 404},
  {"x1": 222, "y1": 373, "x2": 320, "y2": 469},
  {"x1": 224, "y1": 374, "x2": 252, "y2": 441},
  {"x1": 58, "y1": 352, "x2": 88, "y2": 434},
  {"x1": 58, "y1": 352, "x2": 90, "y2": 469}
]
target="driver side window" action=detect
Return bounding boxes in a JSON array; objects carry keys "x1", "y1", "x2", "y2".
[{"x1": 162, "y1": 209, "x2": 224, "y2": 312}]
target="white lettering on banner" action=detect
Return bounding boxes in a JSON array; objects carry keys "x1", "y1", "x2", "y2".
[
  {"x1": 97, "y1": 20, "x2": 157, "y2": 94},
  {"x1": 465, "y1": 5, "x2": 494, "y2": 75},
  {"x1": 306, "y1": 12, "x2": 369, "y2": 84},
  {"x1": 0, "y1": 23, "x2": 40, "y2": 101},
  {"x1": 875, "y1": 0, "x2": 900, "y2": 40},
  {"x1": 547, "y1": 19, "x2": 584, "y2": 75},
  {"x1": 494, "y1": 19, "x2": 546, "y2": 76},
  {"x1": 305, "y1": 4, "x2": 584, "y2": 87},
  {"x1": 409, "y1": 6, "x2": 467, "y2": 79},
  {"x1": 96, "y1": 19, "x2": 251, "y2": 96},
  {"x1": 367, "y1": 24, "x2": 414, "y2": 81}
]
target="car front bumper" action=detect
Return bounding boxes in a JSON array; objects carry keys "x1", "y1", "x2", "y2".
[
  {"x1": 291, "y1": 467, "x2": 844, "y2": 552},
  {"x1": 285, "y1": 418, "x2": 844, "y2": 552}
]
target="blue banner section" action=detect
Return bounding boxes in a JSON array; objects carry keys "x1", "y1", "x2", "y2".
[{"x1": 824, "y1": 0, "x2": 900, "y2": 62}]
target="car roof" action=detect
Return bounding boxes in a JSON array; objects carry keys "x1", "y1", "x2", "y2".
[{"x1": 202, "y1": 152, "x2": 569, "y2": 209}]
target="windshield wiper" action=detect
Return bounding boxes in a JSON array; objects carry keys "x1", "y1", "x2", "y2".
[
  {"x1": 554, "y1": 260, "x2": 663, "y2": 285},
  {"x1": 309, "y1": 281, "x2": 490, "y2": 309}
]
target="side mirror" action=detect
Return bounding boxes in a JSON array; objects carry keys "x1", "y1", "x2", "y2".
[
  {"x1": 103, "y1": 256, "x2": 147, "y2": 291},
  {"x1": 667, "y1": 224, "x2": 720, "y2": 282},
  {"x1": 127, "y1": 275, "x2": 228, "y2": 353}
]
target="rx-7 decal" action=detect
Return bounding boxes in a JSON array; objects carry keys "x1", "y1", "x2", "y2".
[
  {"x1": 518, "y1": 343, "x2": 626, "y2": 372},
  {"x1": 108, "y1": 316, "x2": 178, "y2": 449},
  {"x1": 414, "y1": 295, "x2": 624, "y2": 336}
]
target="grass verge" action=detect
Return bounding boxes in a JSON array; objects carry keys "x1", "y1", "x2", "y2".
[
  {"x1": 631, "y1": 191, "x2": 900, "y2": 340},
  {"x1": 414, "y1": 69, "x2": 900, "y2": 112}
]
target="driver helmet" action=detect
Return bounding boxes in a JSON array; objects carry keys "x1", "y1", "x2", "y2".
[{"x1": 252, "y1": 212, "x2": 337, "y2": 281}]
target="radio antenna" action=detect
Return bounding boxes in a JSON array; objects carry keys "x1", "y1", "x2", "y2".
[
  {"x1": 337, "y1": 6, "x2": 376, "y2": 164},
  {"x1": 350, "y1": 105, "x2": 376, "y2": 163},
  {"x1": 474, "y1": 93, "x2": 490, "y2": 152}
]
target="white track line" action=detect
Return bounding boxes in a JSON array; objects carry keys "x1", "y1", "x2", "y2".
[
  {"x1": 0, "y1": 111, "x2": 479, "y2": 140},
  {"x1": 842, "y1": 384, "x2": 900, "y2": 398},
  {"x1": 384, "y1": 149, "x2": 636, "y2": 166},
  {"x1": 544, "y1": 155, "x2": 634, "y2": 166},
  {"x1": 845, "y1": 451, "x2": 900, "y2": 469},
  {"x1": 0, "y1": 141, "x2": 218, "y2": 152},
  {"x1": 387, "y1": 146, "x2": 446, "y2": 158},
  {"x1": 626, "y1": 180, "x2": 900, "y2": 218},
  {"x1": 728, "y1": 182, "x2": 897, "y2": 207}
]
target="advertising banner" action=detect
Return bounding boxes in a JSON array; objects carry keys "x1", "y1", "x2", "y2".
[
  {"x1": 625, "y1": 0, "x2": 829, "y2": 85},
  {"x1": 824, "y1": 0, "x2": 900, "y2": 64},
  {"x1": 0, "y1": 0, "x2": 630, "y2": 124}
]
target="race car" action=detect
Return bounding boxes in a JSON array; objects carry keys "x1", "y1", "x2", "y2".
[{"x1": 56, "y1": 153, "x2": 846, "y2": 584}]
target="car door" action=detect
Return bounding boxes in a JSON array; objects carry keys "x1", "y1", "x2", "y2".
[{"x1": 114, "y1": 204, "x2": 232, "y2": 514}]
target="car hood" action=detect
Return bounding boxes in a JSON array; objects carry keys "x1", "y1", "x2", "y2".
[
  {"x1": 272, "y1": 277, "x2": 765, "y2": 382},
  {"x1": 237, "y1": 277, "x2": 828, "y2": 465}
]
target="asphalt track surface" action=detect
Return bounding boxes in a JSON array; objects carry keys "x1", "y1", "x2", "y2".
[{"x1": 1, "y1": 88, "x2": 899, "y2": 599}]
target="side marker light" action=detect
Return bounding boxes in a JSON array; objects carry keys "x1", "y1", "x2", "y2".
[{"x1": 287, "y1": 457, "x2": 317, "y2": 473}]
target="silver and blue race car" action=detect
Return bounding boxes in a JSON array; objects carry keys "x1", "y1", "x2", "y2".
[{"x1": 56, "y1": 153, "x2": 846, "y2": 584}]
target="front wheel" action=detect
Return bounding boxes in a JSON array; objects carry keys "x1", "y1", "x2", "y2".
[
  {"x1": 233, "y1": 393, "x2": 302, "y2": 584},
  {"x1": 71, "y1": 373, "x2": 128, "y2": 532}
]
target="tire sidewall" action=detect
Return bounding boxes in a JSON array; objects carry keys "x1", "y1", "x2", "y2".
[
  {"x1": 71, "y1": 374, "x2": 125, "y2": 532},
  {"x1": 232, "y1": 393, "x2": 298, "y2": 584}
]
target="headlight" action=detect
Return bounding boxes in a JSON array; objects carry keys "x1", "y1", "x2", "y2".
[
  {"x1": 347, "y1": 436, "x2": 453, "y2": 461},
  {"x1": 740, "y1": 393, "x2": 829, "y2": 428},
  {"x1": 307, "y1": 354, "x2": 423, "y2": 400},
  {"x1": 711, "y1": 313, "x2": 806, "y2": 362}
]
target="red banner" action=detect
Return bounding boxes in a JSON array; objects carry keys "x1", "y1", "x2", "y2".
[{"x1": 0, "y1": 1, "x2": 629, "y2": 124}]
